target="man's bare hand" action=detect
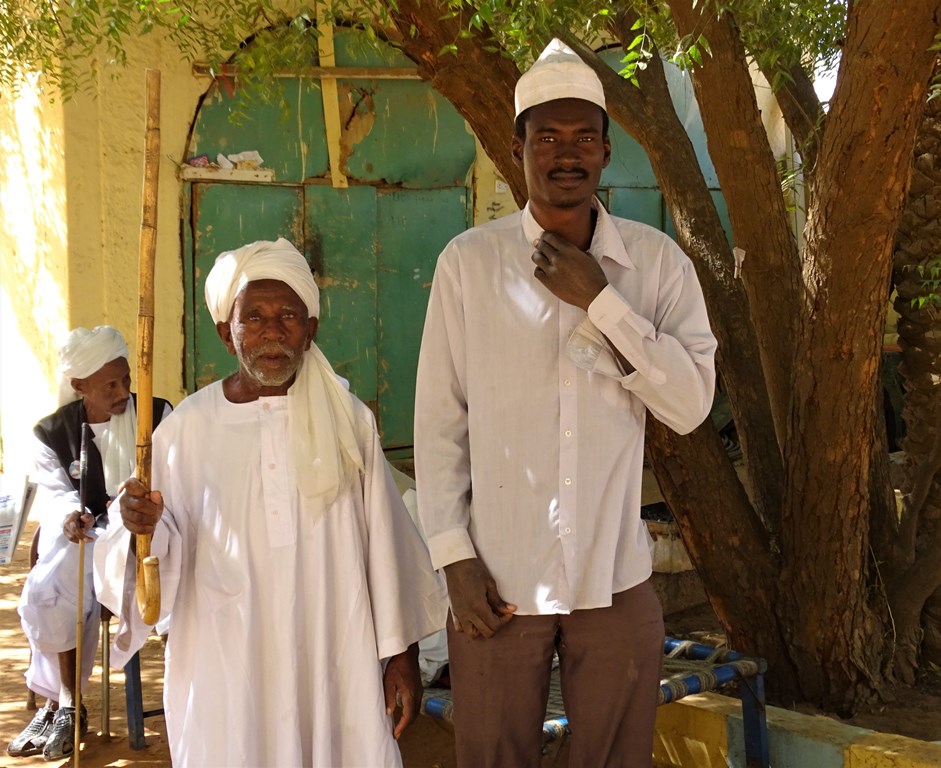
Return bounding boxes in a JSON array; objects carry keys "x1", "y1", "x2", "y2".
[
  {"x1": 444, "y1": 558, "x2": 516, "y2": 639},
  {"x1": 116, "y1": 478, "x2": 164, "y2": 535},
  {"x1": 532, "y1": 231, "x2": 609, "y2": 311},
  {"x1": 383, "y1": 643, "x2": 422, "y2": 740},
  {"x1": 63, "y1": 510, "x2": 95, "y2": 544}
]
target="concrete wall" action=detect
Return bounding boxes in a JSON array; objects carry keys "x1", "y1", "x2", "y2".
[{"x1": 655, "y1": 693, "x2": 941, "y2": 768}]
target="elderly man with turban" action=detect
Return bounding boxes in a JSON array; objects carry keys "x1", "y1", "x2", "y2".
[
  {"x1": 414, "y1": 40, "x2": 717, "y2": 767},
  {"x1": 8, "y1": 326, "x2": 171, "y2": 760},
  {"x1": 94, "y1": 238, "x2": 447, "y2": 767}
]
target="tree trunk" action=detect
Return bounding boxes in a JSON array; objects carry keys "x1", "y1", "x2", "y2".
[
  {"x1": 892, "y1": 80, "x2": 941, "y2": 679},
  {"x1": 776, "y1": 1, "x2": 941, "y2": 710},
  {"x1": 668, "y1": 0, "x2": 802, "y2": 440},
  {"x1": 644, "y1": 419, "x2": 796, "y2": 685}
]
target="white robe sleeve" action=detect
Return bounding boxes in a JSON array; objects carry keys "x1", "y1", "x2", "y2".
[
  {"x1": 414, "y1": 249, "x2": 478, "y2": 572},
  {"x1": 93, "y1": 404, "x2": 186, "y2": 668},
  {"x1": 360, "y1": 410, "x2": 448, "y2": 661},
  {"x1": 31, "y1": 437, "x2": 87, "y2": 530}
]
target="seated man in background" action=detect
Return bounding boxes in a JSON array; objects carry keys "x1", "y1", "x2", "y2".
[{"x1": 9, "y1": 326, "x2": 170, "y2": 760}]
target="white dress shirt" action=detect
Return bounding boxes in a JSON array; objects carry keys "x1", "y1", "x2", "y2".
[{"x1": 414, "y1": 198, "x2": 716, "y2": 615}]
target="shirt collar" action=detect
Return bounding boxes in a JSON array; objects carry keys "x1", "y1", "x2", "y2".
[{"x1": 520, "y1": 197, "x2": 636, "y2": 270}]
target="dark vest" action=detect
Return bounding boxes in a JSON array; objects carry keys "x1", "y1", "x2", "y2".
[{"x1": 33, "y1": 394, "x2": 170, "y2": 519}]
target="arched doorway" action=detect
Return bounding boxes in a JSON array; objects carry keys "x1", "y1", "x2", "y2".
[{"x1": 182, "y1": 27, "x2": 475, "y2": 456}]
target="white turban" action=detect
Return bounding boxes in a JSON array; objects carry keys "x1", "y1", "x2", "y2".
[
  {"x1": 58, "y1": 326, "x2": 129, "y2": 406},
  {"x1": 205, "y1": 238, "x2": 320, "y2": 323},
  {"x1": 57, "y1": 325, "x2": 135, "y2": 495},
  {"x1": 204, "y1": 238, "x2": 364, "y2": 509},
  {"x1": 514, "y1": 38, "x2": 607, "y2": 119}
]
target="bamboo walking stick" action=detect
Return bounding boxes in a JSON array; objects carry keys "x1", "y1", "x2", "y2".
[
  {"x1": 135, "y1": 68, "x2": 161, "y2": 627},
  {"x1": 74, "y1": 423, "x2": 90, "y2": 767},
  {"x1": 100, "y1": 615, "x2": 110, "y2": 740}
]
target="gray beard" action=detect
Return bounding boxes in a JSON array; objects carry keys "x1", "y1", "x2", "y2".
[{"x1": 235, "y1": 339, "x2": 301, "y2": 387}]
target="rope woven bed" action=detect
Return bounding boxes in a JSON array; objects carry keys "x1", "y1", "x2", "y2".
[{"x1": 421, "y1": 635, "x2": 770, "y2": 768}]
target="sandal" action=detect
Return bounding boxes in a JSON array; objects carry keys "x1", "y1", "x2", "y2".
[{"x1": 7, "y1": 703, "x2": 55, "y2": 757}]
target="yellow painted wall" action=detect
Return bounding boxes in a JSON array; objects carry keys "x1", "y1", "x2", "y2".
[
  {"x1": 0, "y1": 74, "x2": 70, "y2": 479},
  {"x1": 0, "y1": 32, "x2": 206, "y2": 480}
]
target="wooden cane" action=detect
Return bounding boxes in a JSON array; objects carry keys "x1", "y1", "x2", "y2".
[
  {"x1": 134, "y1": 68, "x2": 161, "y2": 627},
  {"x1": 100, "y1": 616, "x2": 110, "y2": 740},
  {"x1": 74, "y1": 423, "x2": 90, "y2": 767}
]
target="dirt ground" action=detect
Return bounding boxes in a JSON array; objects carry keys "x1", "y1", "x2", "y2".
[{"x1": 2, "y1": 520, "x2": 940, "y2": 768}]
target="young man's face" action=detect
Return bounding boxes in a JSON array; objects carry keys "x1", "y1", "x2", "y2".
[
  {"x1": 218, "y1": 279, "x2": 317, "y2": 395},
  {"x1": 512, "y1": 98, "x2": 611, "y2": 217},
  {"x1": 72, "y1": 357, "x2": 132, "y2": 423}
]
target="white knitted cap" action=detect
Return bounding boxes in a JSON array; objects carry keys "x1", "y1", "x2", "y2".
[{"x1": 514, "y1": 38, "x2": 606, "y2": 119}]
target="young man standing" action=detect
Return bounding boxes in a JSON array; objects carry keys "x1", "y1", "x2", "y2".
[{"x1": 414, "y1": 40, "x2": 717, "y2": 767}]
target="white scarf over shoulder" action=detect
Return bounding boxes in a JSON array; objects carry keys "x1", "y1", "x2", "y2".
[{"x1": 204, "y1": 238, "x2": 365, "y2": 507}]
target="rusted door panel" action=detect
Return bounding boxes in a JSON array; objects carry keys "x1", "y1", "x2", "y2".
[
  {"x1": 339, "y1": 77, "x2": 476, "y2": 188},
  {"x1": 305, "y1": 185, "x2": 379, "y2": 409},
  {"x1": 376, "y1": 188, "x2": 471, "y2": 448},
  {"x1": 189, "y1": 81, "x2": 329, "y2": 183}
]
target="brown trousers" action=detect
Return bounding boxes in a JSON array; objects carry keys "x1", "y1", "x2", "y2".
[{"x1": 447, "y1": 580, "x2": 664, "y2": 768}]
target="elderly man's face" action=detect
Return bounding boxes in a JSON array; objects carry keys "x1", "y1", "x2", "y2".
[
  {"x1": 72, "y1": 357, "x2": 132, "y2": 424},
  {"x1": 218, "y1": 279, "x2": 317, "y2": 395}
]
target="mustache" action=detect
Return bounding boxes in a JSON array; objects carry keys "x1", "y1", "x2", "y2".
[
  {"x1": 246, "y1": 342, "x2": 297, "y2": 362},
  {"x1": 548, "y1": 167, "x2": 588, "y2": 180}
]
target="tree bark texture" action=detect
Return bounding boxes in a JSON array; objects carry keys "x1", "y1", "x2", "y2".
[
  {"x1": 777, "y1": 1, "x2": 941, "y2": 709},
  {"x1": 892, "y1": 78, "x2": 941, "y2": 678},
  {"x1": 668, "y1": 0, "x2": 802, "y2": 440}
]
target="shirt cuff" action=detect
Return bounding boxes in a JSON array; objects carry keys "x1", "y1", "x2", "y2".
[
  {"x1": 587, "y1": 285, "x2": 665, "y2": 386},
  {"x1": 427, "y1": 527, "x2": 478, "y2": 572},
  {"x1": 588, "y1": 285, "x2": 653, "y2": 339}
]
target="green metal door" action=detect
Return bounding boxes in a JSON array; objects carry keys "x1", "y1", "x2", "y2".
[
  {"x1": 185, "y1": 28, "x2": 475, "y2": 453},
  {"x1": 305, "y1": 185, "x2": 470, "y2": 449}
]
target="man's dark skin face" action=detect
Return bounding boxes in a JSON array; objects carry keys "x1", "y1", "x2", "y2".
[
  {"x1": 510, "y1": 98, "x2": 616, "y2": 314},
  {"x1": 71, "y1": 357, "x2": 132, "y2": 424},
  {"x1": 215, "y1": 278, "x2": 318, "y2": 403},
  {"x1": 512, "y1": 97, "x2": 611, "y2": 250}
]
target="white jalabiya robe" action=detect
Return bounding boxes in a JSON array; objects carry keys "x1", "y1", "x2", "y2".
[{"x1": 95, "y1": 382, "x2": 448, "y2": 767}]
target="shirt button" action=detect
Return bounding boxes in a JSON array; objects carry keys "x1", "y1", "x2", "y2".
[
  {"x1": 262, "y1": 402, "x2": 270, "y2": 410},
  {"x1": 564, "y1": 430, "x2": 572, "y2": 437},
  {"x1": 268, "y1": 463, "x2": 276, "y2": 470},
  {"x1": 564, "y1": 478, "x2": 572, "y2": 486},
  {"x1": 563, "y1": 379, "x2": 571, "y2": 386},
  {"x1": 564, "y1": 527, "x2": 572, "y2": 534},
  {"x1": 272, "y1": 509, "x2": 279, "y2": 516}
]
